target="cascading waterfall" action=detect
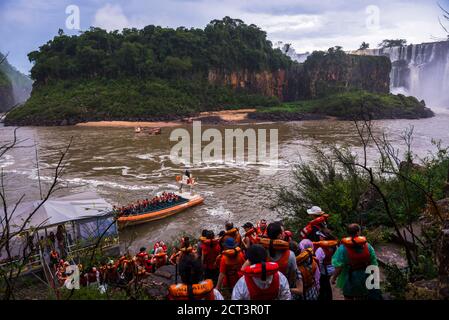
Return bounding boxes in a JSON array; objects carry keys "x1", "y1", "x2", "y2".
[{"x1": 355, "y1": 41, "x2": 449, "y2": 108}]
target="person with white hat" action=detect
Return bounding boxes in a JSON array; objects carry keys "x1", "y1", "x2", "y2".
[{"x1": 300, "y1": 206, "x2": 330, "y2": 242}]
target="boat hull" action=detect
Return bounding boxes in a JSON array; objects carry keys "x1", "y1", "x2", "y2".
[{"x1": 117, "y1": 194, "x2": 203, "y2": 229}]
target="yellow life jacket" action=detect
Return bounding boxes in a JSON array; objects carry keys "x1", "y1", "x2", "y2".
[{"x1": 168, "y1": 279, "x2": 215, "y2": 300}]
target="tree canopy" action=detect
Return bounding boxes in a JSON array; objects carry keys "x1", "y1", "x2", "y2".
[
  {"x1": 28, "y1": 17, "x2": 292, "y2": 84},
  {"x1": 378, "y1": 39, "x2": 407, "y2": 49}
]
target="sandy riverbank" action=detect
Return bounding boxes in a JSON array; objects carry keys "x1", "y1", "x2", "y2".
[{"x1": 76, "y1": 109, "x2": 257, "y2": 128}]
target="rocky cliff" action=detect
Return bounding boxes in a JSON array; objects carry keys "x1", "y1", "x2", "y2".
[
  {"x1": 0, "y1": 52, "x2": 33, "y2": 112},
  {"x1": 208, "y1": 51, "x2": 391, "y2": 102}
]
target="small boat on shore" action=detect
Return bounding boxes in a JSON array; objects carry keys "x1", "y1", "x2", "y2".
[
  {"x1": 134, "y1": 126, "x2": 162, "y2": 135},
  {"x1": 116, "y1": 192, "x2": 203, "y2": 229}
]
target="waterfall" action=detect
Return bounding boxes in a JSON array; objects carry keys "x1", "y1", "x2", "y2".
[{"x1": 355, "y1": 41, "x2": 449, "y2": 107}]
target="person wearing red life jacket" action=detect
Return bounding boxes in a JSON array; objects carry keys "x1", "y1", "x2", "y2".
[
  {"x1": 200, "y1": 230, "x2": 221, "y2": 284},
  {"x1": 168, "y1": 254, "x2": 223, "y2": 300},
  {"x1": 256, "y1": 219, "x2": 268, "y2": 237},
  {"x1": 104, "y1": 260, "x2": 120, "y2": 285},
  {"x1": 232, "y1": 244, "x2": 291, "y2": 300},
  {"x1": 242, "y1": 222, "x2": 259, "y2": 249},
  {"x1": 216, "y1": 237, "x2": 245, "y2": 295},
  {"x1": 152, "y1": 246, "x2": 168, "y2": 269},
  {"x1": 136, "y1": 247, "x2": 148, "y2": 266},
  {"x1": 85, "y1": 266, "x2": 100, "y2": 286},
  {"x1": 331, "y1": 223, "x2": 378, "y2": 300},
  {"x1": 259, "y1": 222, "x2": 298, "y2": 289},
  {"x1": 283, "y1": 230, "x2": 293, "y2": 243},
  {"x1": 299, "y1": 206, "x2": 331, "y2": 242}
]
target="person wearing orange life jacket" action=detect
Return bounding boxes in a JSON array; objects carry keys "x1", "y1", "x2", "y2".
[
  {"x1": 216, "y1": 237, "x2": 245, "y2": 293},
  {"x1": 220, "y1": 222, "x2": 242, "y2": 248},
  {"x1": 292, "y1": 239, "x2": 321, "y2": 300},
  {"x1": 259, "y1": 222, "x2": 298, "y2": 289},
  {"x1": 312, "y1": 231, "x2": 338, "y2": 300},
  {"x1": 200, "y1": 230, "x2": 221, "y2": 284},
  {"x1": 300, "y1": 206, "x2": 330, "y2": 242},
  {"x1": 331, "y1": 223, "x2": 379, "y2": 300},
  {"x1": 49, "y1": 249, "x2": 60, "y2": 271},
  {"x1": 256, "y1": 219, "x2": 268, "y2": 237},
  {"x1": 168, "y1": 254, "x2": 223, "y2": 300},
  {"x1": 242, "y1": 222, "x2": 259, "y2": 249},
  {"x1": 232, "y1": 244, "x2": 291, "y2": 300}
]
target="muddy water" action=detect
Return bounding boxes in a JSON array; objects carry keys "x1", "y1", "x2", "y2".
[{"x1": 1, "y1": 113, "x2": 449, "y2": 251}]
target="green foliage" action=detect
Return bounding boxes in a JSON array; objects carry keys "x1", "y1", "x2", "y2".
[
  {"x1": 273, "y1": 133, "x2": 449, "y2": 238},
  {"x1": 28, "y1": 17, "x2": 292, "y2": 84},
  {"x1": 6, "y1": 78, "x2": 278, "y2": 124},
  {"x1": 257, "y1": 91, "x2": 431, "y2": 120},
  {"x1": 359, "y1": 42, "x2": 370, "y2": 50},
  {"x1": 49, "y1": 286, "x2": 129, "y2": 300},
  {"x1": 378, "y1": 39, "x2": 407, "y2": 48},
  {"x1": 384, "y1": 263, "x2": 409, "y2": 300}
]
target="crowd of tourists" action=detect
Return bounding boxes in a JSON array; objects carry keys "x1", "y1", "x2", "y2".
[
  {"x1": 113, "y1": 192, "x2": 182, "y2": 216},
  {"x1": 54, "y1": 206, "x2": 379, "y2": 300}
]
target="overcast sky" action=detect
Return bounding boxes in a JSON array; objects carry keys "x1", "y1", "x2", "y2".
[{"x1": 1, "y1": 0, "x2": 448, "y2": 74}]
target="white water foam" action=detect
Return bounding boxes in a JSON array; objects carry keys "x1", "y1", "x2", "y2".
[{"x1": 0, "y1": 154, "x2": 14, "y2": 168}]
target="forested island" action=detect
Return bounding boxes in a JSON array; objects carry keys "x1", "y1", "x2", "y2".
[{"x1": 4, "y1": 17, "x2": 433, "y2": 126}]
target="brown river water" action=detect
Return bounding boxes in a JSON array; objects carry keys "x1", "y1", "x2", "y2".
[{"x1": 1, "y1": 112, "x2": 449, "y2": 252}]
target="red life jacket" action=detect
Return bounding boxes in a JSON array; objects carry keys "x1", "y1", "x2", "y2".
[
  {"x1": 201, "y1": 239, "x2": 221, "y2": 270},
  {"x1": 244, "y1": 262, "x2": 280, "y2": 300},
  {"x1": 341, "y1": 237, "x2": 371, "y2": 271},
  {"x1": 259, "y1": 238, "x2": 291, "y2": 276},
  {"x1": 87, "y1": 271, "x2": 97, "y2": 283},
  {"x1": 300, "y1": 214, "x2": 329, "y2": 239},
  {"x1": 143, "y1": 259, "x2": 153, "y2": 273}
]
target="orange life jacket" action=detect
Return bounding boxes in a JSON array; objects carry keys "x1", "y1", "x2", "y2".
[
  {"x1": 244, "y1": 262, "x2": 280, "y2": 300},
  {"x1": 244, "y1": 228, "x2": 260, "y2": 245},
  {"x1": 296, "y1": 248, "x2": 319, "y2": 290},
  {"x1": 300, "y1": 214, "x2": 329, "y2": 239},
  {"x1": 259, "y1": 238, "x2": 291, "y2": 275},
  {"x1": 221, "y1": 228, "x2": 242, "y2": 246},
  {"x1": 219, "y1": 247, "x2": 245, "y2": 288},
  {"x1": 313, "y1": 240, "x2": 338, "y2": 266},
  {"x1": 168, "y1": 279, "x2": 215, "y2": 300},
  {"x1": 341, "y1": 236, "x2": 371, "y2": 271}
]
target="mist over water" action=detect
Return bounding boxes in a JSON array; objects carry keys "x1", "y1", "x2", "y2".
[{"x1": 357, "y1": 41, "x2": 449, "y2": 108}]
